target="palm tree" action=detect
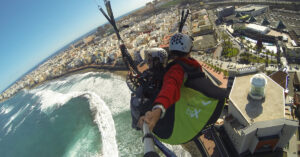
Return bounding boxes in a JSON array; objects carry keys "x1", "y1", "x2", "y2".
[
  {"x1": 265, "y1": 54, "x2": 269, "y2": 67},
  {"x1": 240, "y1": 36, "x2": 245, "y2": 44},
  {"x1": 246, "y1": 40, "x2": 250, "y2": 46},
  {"x1": 277, "y1": 48, "x2": 281, "y2": 66}
]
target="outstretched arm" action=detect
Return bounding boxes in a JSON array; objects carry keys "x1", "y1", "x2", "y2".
[
  {"x1": 154, "y1": 64, "x2": 185, "y2": 109},
  {"x1": 139, "y1": 64, "x2": 185, "y2": 131}
]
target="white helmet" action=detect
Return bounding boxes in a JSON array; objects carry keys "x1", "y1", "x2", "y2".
[
  {"x1": 145, "y1": 48, "x2": 168, "y2": 67},
  {"x1": 169, "y1": 33, "x2": 193, "y2": 53}
]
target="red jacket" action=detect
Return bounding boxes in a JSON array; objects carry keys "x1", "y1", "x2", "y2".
[{"x1": 153, "y1": 57, "x2": 202, "y2": 109}]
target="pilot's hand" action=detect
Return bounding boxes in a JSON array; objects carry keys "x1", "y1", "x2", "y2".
[{"x1": 138, "y1": 108, "x2": 162, "y2": 131}]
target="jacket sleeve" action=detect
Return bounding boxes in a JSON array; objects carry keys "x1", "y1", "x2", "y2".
[{"x1": 153, "y1": 64, "x2": 185, "y2": 109}]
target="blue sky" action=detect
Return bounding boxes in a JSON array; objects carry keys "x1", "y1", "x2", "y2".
[{"x1": 0, "y1": 0, "x2": 151, "y2": 92}]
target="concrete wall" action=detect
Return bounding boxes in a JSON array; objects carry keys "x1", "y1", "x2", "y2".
[
  {"x1": 256, "y1": 124, "x2": 283, "y2": 137},
  {"x1": 239, "y1": 128, "x2": 257, "y2": 154},
  {"x1": 224, "y1": 121, "x2": 245, "y2": 153},
  {"x1": 249, "y1": 136, "x2": 259, "y2": 154},
  {"x1": 276, "y1": 120, "x2": 298, "y2": 148},
  {"x1": 229, "y1": 101, "x2": 249, "y2": 126}
]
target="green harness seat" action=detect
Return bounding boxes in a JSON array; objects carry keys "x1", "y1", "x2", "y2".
[
  {"x1": 156, "y1": 82, "x2": 219, "y2": 144},
  {"x1": 153, "y1": 60, "x2": 226, "y2": 145}
]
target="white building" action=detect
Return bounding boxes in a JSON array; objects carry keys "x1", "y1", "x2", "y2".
[
  {"x1": 246, "y1": 24, "x2": 270, "y2": 35},
  {"x1": 224, "y1": 73, "x2": 298, "y2": 155},
  {"x1": 235, "y1": 5, "x2": 269, "y2": 17}
]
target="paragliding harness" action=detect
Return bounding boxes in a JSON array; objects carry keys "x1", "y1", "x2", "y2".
[{"x1": 131, "y1": 59, "x2": 226, "y2": 138}]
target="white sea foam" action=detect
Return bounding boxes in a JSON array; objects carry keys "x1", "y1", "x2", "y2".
[
  {"x1": 0, "y1": 105, "x2": 14, "y2": 115},
  {"x1": 32, "y1": 72, "x2": 130, "y2": 116},
  {"x1": 3, "y1": 103, "x2": 30, "y2": 129},
  {"x1": 54, "y1": 79, "x2": 68, "y2": 85},
  {"x1": 35, "y1": 90, "x2": 79, "y2": 114},
  {"x1": 34, "y1": 89, "x2": 118, "y2": 157},
  {"x1": 56, "y1": 72, "x2": 131, "y2": 115},
  {"x1": 85, "y1": 92, "x2": 118, "y2": 157},
  {"x1": 5, "y1": 125, "x2": 12, "y2": 136}
]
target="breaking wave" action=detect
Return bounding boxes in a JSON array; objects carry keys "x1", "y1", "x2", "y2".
[
  {"x1": 33, "y1": 89, "x2": 118, "y2": 157},
  {"x1": 30, "y1": 72, "x2": 131, "y2": 156}
]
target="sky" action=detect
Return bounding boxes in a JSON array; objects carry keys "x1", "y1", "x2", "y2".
[{"x1": 0, "y1": 0, "x2": 152, "y2": 92}]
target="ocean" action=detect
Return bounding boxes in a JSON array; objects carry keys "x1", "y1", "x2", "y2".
[{"x1": 0, "y1": 72, "x2": 189, "y2": 157}]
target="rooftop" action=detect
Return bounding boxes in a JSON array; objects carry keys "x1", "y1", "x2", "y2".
[
  {"x1": 229, "y1": 73, "x2": 285, "y2": 125},
  {"x1": 269, "y1": 71, "x2": 288, "y2": 89},
  {"x1": 245, "y1": 24, "x2": 270, "y2": 33},
  {"x1": 261, "y1": 17, "x2": 270, "y2": 26},
  {"x1": 235, "y1": 5, "x2": 268, "y2": 13},
  {"x1": 247, "y1": 16, "x2": 257, "y2": 23}
]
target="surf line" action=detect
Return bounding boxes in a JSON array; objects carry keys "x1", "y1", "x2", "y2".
[{"x1": 36, "y1": 90, "x2": 119, "y2": 157}]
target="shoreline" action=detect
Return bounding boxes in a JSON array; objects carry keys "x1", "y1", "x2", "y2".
[
  {"x1": 53, "y1": 65, "x2": 128, "y2": 80},
  {"x1": 30, "y1": 65, "x2": 129, "y2": 89},
  {"x1": 0, "y1": 66, "x2": 128, "y2": 103}
]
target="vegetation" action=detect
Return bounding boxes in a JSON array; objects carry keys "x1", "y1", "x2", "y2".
[
  {"x1": 239, "y1": 53, "x2": 276, "y2": 64},
  {"x1": 265, "y1": 50, "x2": 276, "y2": 57},
  {"x1": 277, "y1": 48, "x2": 281, "y2": 65},
  {"x1": 256, "y1": 39, "x2": 263, "y2": 51},
  {"x1": 204, "y1": 62, "x2": 228, "y2": 77},
  {"x1": 233, "y1": 24, "x2": 246, "y2": 32},
  {"x1": 240, "y1": 36, "x2": 245, "y2": 44},
  {"x1": 223, "y1": 47, "x2": 239, "y2": 58},
  {"x1": 223, "y1": 70, "x2": 229, "y2": 77},
  {"x1": 221, "y1": 32, "x2": 239, "y2": 58}
]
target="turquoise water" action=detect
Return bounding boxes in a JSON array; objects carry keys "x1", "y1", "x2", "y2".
[
  {"x1": 0, "y1": 72, "x2": 188, "y2": 157},
  {"x1": 0, "y1": 72, "x2": 132, "y2": 157},
  {"x1": 0, "y1": 96, "x2": 100, "y2": 157}
]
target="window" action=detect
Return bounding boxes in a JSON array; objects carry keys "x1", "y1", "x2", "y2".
[{"x1": 255, "y1": 135, "x2": 279, "y2": 152}]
